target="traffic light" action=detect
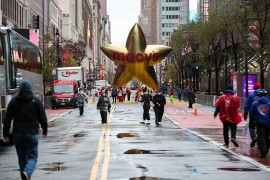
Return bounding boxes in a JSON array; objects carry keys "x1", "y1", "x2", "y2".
[{"x1": 33, "y1": 15, "x2": 39, "y2": 29}]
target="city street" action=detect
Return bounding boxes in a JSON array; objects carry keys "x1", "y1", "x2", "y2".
[{"x1": 0, "y1": 100, "x2": 270, "y2": 180}]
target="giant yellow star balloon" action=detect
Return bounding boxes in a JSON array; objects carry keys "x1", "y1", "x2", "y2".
[{"x1": 100, "y1": 23, "x2": 172, "y2": 89}]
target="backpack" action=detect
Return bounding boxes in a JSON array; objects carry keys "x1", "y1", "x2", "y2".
[{"x1": 112, "y1": 88, "x2": 117, "y2": 96}]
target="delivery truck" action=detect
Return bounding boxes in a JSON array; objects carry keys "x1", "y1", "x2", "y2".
[
  {"x1": 51, "y1": 80, "x2": 78, "y2": 109},
  {"x1": 56, "y1": 67, "x2": 86, "y2": 89}
]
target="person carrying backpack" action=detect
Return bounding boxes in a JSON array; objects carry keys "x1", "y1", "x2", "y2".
[
  {"x1": 111, "y1": 86, "x2": 118, "y2": 104},
  {"x1": 249, "y1": 89, "x2": 270, "y2": 158},
  {"x1": 97, "y1": 92, "x2": 111, "y2": 124}
]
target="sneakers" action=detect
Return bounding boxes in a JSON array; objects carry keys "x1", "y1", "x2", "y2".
[
  {"x1": 146, "y1": 120, "x2": 151, "y2": 124},
  {"x1": 231, "y1": 138, "x2": 239, "y2": 147},
  {"x1": 21, "y1": 172, "x2": 29, "y2": 180},
  {"x1": 140, "y1": 120, "x2": 145, "y2": 124},
  {"x1": 250, "y1": 138, "x2": 257, "y2": 148}
]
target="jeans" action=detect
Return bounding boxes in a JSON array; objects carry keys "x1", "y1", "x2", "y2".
[
  {"x1": 143, "y1": 106, "x2": 150, "y2": 120},
  {"x1": 154, "y1": 106, "x2": 164, "y2": 123},
  {"x1": 223, "y1": 122, "x2": 237, "y2": 145},
  {"x1": 13, "y1": 134, "x2": 39, "y2": 178},
  {"x1": 78, "y1": 105, "x2": 84, "y2": 116},
  {"x1": 257, "y1": 123, "x2": 270, "y2": 156},
  {"x1": 100, "y1": 111, "x2": 108, "y2": 123},
  {"x1": 249, "y1": 117, "x2": 257, "y2": 139}
]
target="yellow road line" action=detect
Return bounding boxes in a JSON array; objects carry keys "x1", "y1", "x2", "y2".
[
  {"x1": 89, "y1": 104, "x2": 115, "y2": 180},
  {"x1": 89, "y1": 126, "x2": 106, "y2": 180},
  {"x1": 101, "y1": 113, "x2": 112, "y2": 180}
]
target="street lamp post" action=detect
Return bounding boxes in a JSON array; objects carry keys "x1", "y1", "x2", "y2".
[{"x1": 56, "y1": 29, "x2": 61, "y2": 67}]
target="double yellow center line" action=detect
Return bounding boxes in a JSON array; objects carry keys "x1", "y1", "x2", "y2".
[{"x1": 89, "y1": 105, "x2": 115, "y2": 180}]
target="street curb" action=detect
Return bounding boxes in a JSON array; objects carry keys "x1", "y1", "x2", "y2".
[
  {"x1": 47, "y1": 109, "x2": 75, "y2": 124},
  {"x1": 165, "y1": 113, "x2": 270, "y2": 173}
]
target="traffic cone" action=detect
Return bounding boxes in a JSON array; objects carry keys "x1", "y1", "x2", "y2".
[{"x1": 194, "y1": 108, "x2": 198, "y2": 116}]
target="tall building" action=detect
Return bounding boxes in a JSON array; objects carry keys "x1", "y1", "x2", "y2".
[
  {"x1": 139, "y1": 0, "x2": 152, "y2": 44},
  {"x1": 160, "y1": 0, "x2": 189, "y2": 45},
  {"x1": 59, "y1": 0, "x2": 82, "y2": 41}
]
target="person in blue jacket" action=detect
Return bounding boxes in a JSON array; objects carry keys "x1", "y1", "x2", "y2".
[
  {"x1": 249, "y1": 89, "x2": 270, "y2": 158},
  {"x1": 244, "y1": 82, "x2": 262, "y2": 148}
]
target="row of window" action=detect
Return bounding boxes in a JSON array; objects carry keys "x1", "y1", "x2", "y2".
[
  {"x1": 162, "y1": 15, "x2": 180, "y2": 19},
  {"x1": 162, "y1": 6, "x2": 181, "y2": 11},
  {"x1": 162, "y1": 23, "x2": 178, "y2": 28},
  {"x1": 162, "y1": 32, "x2": 172, "y2": 36},
  {"x1": 166, "y1": 0, "x2": 181, "y2": 2},
  {"x1": 0, "y1": 0, "x2": 24, "y2": 27}
]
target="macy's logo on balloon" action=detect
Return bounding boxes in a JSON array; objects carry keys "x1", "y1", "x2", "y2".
[
  {"x1": 112, "y1": 52, "x2": 158, "y2": 64},
  {"x1": 62, "y1": 71, "x2": 79, "y2": 77}
]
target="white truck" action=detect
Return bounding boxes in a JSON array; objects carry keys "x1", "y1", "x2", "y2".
[
  {"x1": 56, "y1": 67, "x2": 86, "y2": 89},
  {"x1": 94, "y1": 80, "x2": 109, "y2": 89}
]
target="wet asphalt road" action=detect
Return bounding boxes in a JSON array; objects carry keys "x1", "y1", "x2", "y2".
[{"x1": 0, "y1": 103, "x2": 270, "y2": 180}]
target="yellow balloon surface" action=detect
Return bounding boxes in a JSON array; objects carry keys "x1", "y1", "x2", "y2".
[{"x1": 100, "y1": 23, "x2": 172, "y2": 89}]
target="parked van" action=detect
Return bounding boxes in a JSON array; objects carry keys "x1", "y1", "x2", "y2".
[{"x1": 51, "y1": 80, "x2": 78, "y2": 109}]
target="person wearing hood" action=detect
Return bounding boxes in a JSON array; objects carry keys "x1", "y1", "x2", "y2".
[
  {"x1": 3, "y1": 80, "x2": 48, "y2": 180},
  {"x1": 243, "y1": 82, "x2": 262, "y2": 148},
  {"x1": 139, "y1": 87, "x2": 152, "y2": 124},
  {"x1": 249, "y1": 89, "x2": 270, "y2": 158},
  {"x1": 97, "y1": 91, "x2": 111, "y2": 124},
  {"x1": 214, "y1": 86, "x2": 242, "y2": 148},
  {"x1": 76, "y1": 88, "x2": 89, "y2": 116},
  {"x1": 152, "y1": 88, "x2": 166, "y2": 126}
]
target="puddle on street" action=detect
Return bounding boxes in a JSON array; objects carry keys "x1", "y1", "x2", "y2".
[
  {"x1": 124, "y1": 149, "x2": 167, "y2": 154},
  {"x1": 217, "y1": 167, "x2": 260, "y2": 171},
  {"x1": 41, "y1": 162, "x2": 68, "y2": 171},
  {"x1": 130, "y1": 176, "x2": 178, "y2": 180},
  {"x1": 73, "y1": 133, "x2": 87, "y2": 137},
  {"x1": 117, "y1": 133, "x2": 138, "y2": 138}
]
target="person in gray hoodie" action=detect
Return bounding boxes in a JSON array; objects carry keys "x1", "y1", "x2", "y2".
[{"x1": 3, "y1": 80, "x2": 48, "y2": 180}]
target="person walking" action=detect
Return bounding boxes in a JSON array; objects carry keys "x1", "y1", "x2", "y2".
[
  {"x1": 169, "y1": 87, "x2": 174, "y2": 104},
  {"x1": 249, "y1": 89, "x2": 270, "y2": 158},
  {"x1": 97, "y1": 92, "x2": 111, "y2": 124},
  {"x1": 139, "y1": 88, "x2": 152, "y2": 124},
  {"x1": 111, "y1": 86, "x2": 118, "y2": 104},
  {"x1": 76, "y1": 88, "x2": 89, "y2": 116},
  {"x1": 187, "y1": 88, "x2": 196, "y2": 108},
  {"x1": 3, "y1": 80, "x2": 48, "y2": 180},
  {"x1": 152, "y1": 88, "x2": 166, "y2": 126},
  {"x1": 178, "y1": 88, "x2": 182, "y2": 101},
  {"x1": 214, "y1": 86, "x2": 242, "y2": 147},
  {"x1": 243, "y1": 82, "x2": 262, "y2": 148}
]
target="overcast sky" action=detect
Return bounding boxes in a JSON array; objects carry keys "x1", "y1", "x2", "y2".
[{"x1": 107, "y1": 0, "x2": 140, "y2": 46}]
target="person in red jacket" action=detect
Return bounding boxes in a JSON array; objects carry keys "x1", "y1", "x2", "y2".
[{"x1": 214, "y1": 86, "x2": 242, "y2": 147}]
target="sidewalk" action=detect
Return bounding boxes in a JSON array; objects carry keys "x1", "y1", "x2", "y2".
[
  {"x1": 45, "y1": 108, "x2": 75, "y2": 122},
  {"x1": 165, "y1": 100, "x2": 270, "y2": 169}
]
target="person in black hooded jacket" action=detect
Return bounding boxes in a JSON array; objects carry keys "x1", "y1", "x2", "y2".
[
  {"x1": 139, "y1": 88, "x2": 152, "y2": 124},
  {"x1": 3, "y1": 80, "x2": 48, "y2": 180},
  {"x1": 152, "y1": 88, "x2": 166, "y2": 126}
]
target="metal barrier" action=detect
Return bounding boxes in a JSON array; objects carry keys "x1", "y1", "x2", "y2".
[{"x1": 196, "y1": 94, "x2": 246, "y2": 109}]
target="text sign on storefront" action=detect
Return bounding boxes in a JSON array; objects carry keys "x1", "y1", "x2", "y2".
[{"x1": 242, "y1": 75, "x2": 256, "y2": 98}]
